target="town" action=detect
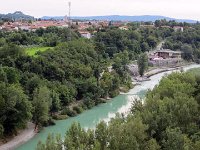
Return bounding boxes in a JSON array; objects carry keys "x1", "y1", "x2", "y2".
[{"x1": 0, "y1": 18, "x2": 187, "y2": 39}]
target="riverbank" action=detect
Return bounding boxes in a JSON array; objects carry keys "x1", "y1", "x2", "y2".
[
  {"x1": 0, "y1": 122, "x2": 36, "y2": 150},
  {"x1": 0, "y1": 67, "x2": 177, "y2": 149},
  {"x1": 15, "y1": 64, "x2": 200, "y2": 150},
  {"x1": 134, "y1": 62, "x2": 195, "y2": 82},
  {"x1": 3, "y1": 64, "x2": 198, "y2": 150}
]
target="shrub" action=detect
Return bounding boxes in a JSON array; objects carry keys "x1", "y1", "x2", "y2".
[{"x1": 73, "y1": 106, "x2": 83, "y2": 114}]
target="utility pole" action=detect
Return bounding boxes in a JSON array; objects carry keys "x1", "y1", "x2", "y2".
[{"x1": 68, "y1": 1, "x2": 71, "y2": 41}]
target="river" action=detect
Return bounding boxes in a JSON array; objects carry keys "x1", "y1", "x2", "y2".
[{"x1": 16, "y1": 64, "x2": 200, "y2": 150}]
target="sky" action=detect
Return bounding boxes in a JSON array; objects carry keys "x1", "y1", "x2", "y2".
[{"x1": 0, "y1": 0, "x2": 200, "y2": 20}]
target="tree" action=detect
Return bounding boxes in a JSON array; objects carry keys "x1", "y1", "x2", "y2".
[
  {"x1": 0, "y1": 83, "x2": 32, "y2": 135},
  {"x1": 95, "y1": 122, "x2": 108, "y2": 150},
  {"x1": 0, "y1": 124, "x2": 4, "y2": 138},
  {"x1": 162, "y1": 128, "x2": 185, "y2": 150},
  {"x1": 0, "y1": 38, "x2": 6, "y2": 47},
  {"x1": 64, "y1": 123, "x2": 88, "y2": 150},
  {"x1": 137, "y1": 53, "x2": 148, "y2": 76},
  {"x1": 181, "y1": 44, "x2": 193, "y2": 61},
  {"x1": 141, "y1": 42, "x2": 150, "y2": 52},
  {"x1": 37, "y1": 134, "x2": 62, "y2": 150},
  {"x1": 0, "y1": 44, "x2": 24, "y2": 59},
  {"x1": 50, "y1": 90, "x2": 61, "y2": 114},
  {"x1": 3, "y1": 66, "x2": 20, "y2": 84},
  {"x1": 32, "y1": 86, "x2": 51, "y2": 129},
  {"x1": 0, "y1": 65, "x2": 8, "y2": 83},
  {"x1": 146, "y1": 36, "x2": 158, "y2": 48}
]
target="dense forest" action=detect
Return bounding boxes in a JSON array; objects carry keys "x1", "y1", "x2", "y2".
[
  {"x1": 162, "y1": 23, "x2": 200, "y2": 62},
  {"x1": 0, "y1": 23, "x2": 166, "y2": 138},
  {"x1": 37, "y1": 68, "x2": 200, "y2": 150},
  {"x1": 0, "y1": 20, "x2": 200, "y2": 140}
]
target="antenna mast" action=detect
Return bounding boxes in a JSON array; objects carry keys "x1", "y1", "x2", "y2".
[{"x1": 68, "y1": 1, "x2": 71, "y2": 41}]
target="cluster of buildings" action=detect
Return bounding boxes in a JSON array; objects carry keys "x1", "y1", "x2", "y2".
[
  {"x1": 0, "y1": 20, "x2": 68, "y2": 31},
  {"x1": 0, "y1": 20, "x2": 129, "y2": 39},
  {"x1": 128, "y1": 49, "x2": 183, "y2": 78},
  {"x1": 148, "y1": 49, "x2": 183, "y2": 67}
]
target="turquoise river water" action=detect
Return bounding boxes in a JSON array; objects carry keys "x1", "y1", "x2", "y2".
[{"x1": 17, "y1": 64, "x2": 200, "y2": 150}]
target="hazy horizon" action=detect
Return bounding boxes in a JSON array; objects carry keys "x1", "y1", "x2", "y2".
[{"x1": 1, "y1": 0, "x2": 200, "y2": 21}]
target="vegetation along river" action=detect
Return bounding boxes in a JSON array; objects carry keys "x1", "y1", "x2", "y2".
[{"x1": 17, "y1": 64, "x2": 200, "y2": 150}]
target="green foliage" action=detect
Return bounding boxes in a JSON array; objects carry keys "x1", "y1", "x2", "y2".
[
  {"x1": 181, "y1": 44, "x2": 193, "y2": 60},
  {"x1": 163, "y1": 25, "x2": 200, "y2": 60},
  {"x1": 137, "y1": 53, "x2": 148, "y2": 76},
  {"x1": 25, "y1": 47, "x2": 53, "y2": 56},
  {"x1": 0, "y1": 83, "x2": 32, "y2": 135},
  {"x1": 73, "y1": 106, "x2": 83, "y2": 114},
  {"x1": 32, "y1": 86, "x2": 51, "y2": 128},
  {"x1": 2, "y1": 20, "x2": 199, "y2": 139},
  {"x1": 40, "y1": 69, "x2": 200, "y2": 150},
  {"x1": 50, "y1": 91, "x2": 61, "y2": 113},
  {"x1": 37, "y1": 134, "x2": 62, "y2": 150},
  {"x1": 61, "y1": 107, "x2": 77, "y2": 117},
  {"x1": 2, "y1": 66, "x2": 20, "y2": 84},
  {"x1": 94, "y1": 27, "x2": 160, "y2": 58}
]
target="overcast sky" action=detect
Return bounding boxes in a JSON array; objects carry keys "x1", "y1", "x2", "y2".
[{"x1": 1, "y1": 0, "x2": 200, "y2": 20}]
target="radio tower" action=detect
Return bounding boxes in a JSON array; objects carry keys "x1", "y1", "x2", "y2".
[{"x1": 68, "y1": 1, "x2": 71, "y2": 41}]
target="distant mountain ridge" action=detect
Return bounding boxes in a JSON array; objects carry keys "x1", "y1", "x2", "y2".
[
  {"x1": 42, "y1": 15, "x2": 197, "y2": 23},
  {"x1": 0, "y1": 11, "x2": 35, "y2": 21}
]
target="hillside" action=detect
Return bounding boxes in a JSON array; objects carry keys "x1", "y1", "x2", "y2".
[
  {"x1": 41, "y1": 15, "x2": 197, "y2": 23},
  {"x1": 0, "y1": 11, "x2": 35, "y2": 21}
]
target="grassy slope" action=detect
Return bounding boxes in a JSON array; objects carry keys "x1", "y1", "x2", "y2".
[{"x1": 25, "y1": 47, "x2": 53, "y2": 56}]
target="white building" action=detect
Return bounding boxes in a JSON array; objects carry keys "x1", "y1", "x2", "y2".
[
  {"x1": 119, "y1": 26, "x2": 128, "y2": 30},
  {"x1": 79, "y1": 31, "x2": 92, "y2": 39},
  {"x1": 19, "y1": 25, "x2": 30, "y2": 31},
  {"x1": 173, "y1": 26, "x2": 184, "y2": 32}
]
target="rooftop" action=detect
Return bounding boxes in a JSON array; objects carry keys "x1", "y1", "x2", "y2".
[{"x1": 156, "y1": 49, "x2": 182, "y2": 54}]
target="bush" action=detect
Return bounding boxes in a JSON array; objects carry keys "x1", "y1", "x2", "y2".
[
  {"x1": 43, "y1": 118, "x2": 55, "y2": 127},
  {"x1": 73, "y1": 106, "x2": 83, "y2": 114},
  {"x1": 83, "y1": 98, "x2": 95, "y2": 109},
  {"x1": 61, "y1": 107, "x2": 77, "y2": 117},
  {"x1": 109, "y1": 90, "x2": 119, "y2": 98},
  {"x1": 52, "y1": 114, "x2": 68, "y2": 120}
]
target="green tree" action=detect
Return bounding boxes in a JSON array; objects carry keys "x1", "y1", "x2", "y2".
[
  {"x1": 0, "y1": 83, "x2": 32, "y2": 135},
  {"x1": 32, "y1": 86, "x2": 51, "y2": 129},
  {"x1": 146, "y1": 36, "x2": 158, "y2": 48},
  {"x1": 95, "y1": 122, "x2": 108, "y2": 150},
  {"x1": 181, "y1": 44, "x2": 193, "y2": 61},
  {"x1": 162, "y1": 128, "x2": 185, "y2": 150},
  {"x1": 0, "y1": 65, "x2": 8, "y2": 83},
  {"x1": 137, "y1": 53, "x2": 148, "y2": 76},
  {"x1": 37, "y1": 134, "x2": 62, "y2": 150},
  {"x1": 64, "y1": 123, "x2": 88, "y2": 150},
  {"x1": 50, "y1": 90, "x2": 61, "y2": 114}
]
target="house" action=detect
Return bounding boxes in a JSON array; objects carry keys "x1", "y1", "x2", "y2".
[
  {"x1": 173, "y1": 26, "x2": 184, "y2": 32},
  {"x1": 119, "y1": 26, "x2": 129, "y2": 30},
  {"x1": 79, "y1": 31, "x2": 92, "y2": 39},
  {"x1": 110, "y1": 21, "x2": 125, "y2": 27},
  {"x1": 148, "y1": 49, "x2": 183, "y2": 67},
  {"x1": 140, "y1": 25, "x2": 155, "y2": 28},
  {"x1": 161, "y1": 26, "x2": 171, "y2": 29},
  {"x1": 19, "y1": 25, "x2": 30, "y2": 31},
  {"x1": 156, "y1": 49, "x2": 182, "y2": 59}
]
